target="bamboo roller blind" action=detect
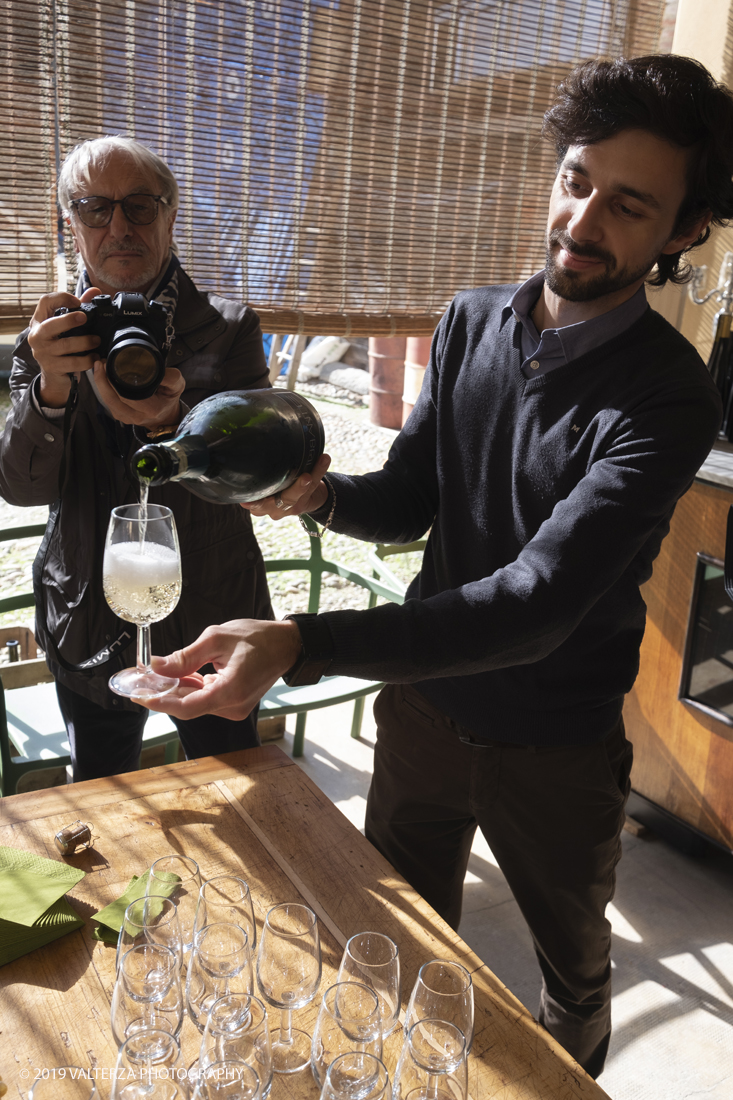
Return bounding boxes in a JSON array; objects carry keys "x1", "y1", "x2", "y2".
[{"x1": 1, "y1": 0, "x2": 666, "y2": 336}]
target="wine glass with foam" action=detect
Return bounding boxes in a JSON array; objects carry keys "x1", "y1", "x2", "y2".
[{"x1": 103, "y1": 503, "x2": 182, "y2": 699}]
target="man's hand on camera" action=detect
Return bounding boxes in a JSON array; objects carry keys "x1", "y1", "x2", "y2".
[
  {"x1": 28, "y1": 287, "x2": 102, "y2": 408},
  {"x1": 91, "y1": 360, "x2": 185, "y2": 430},
  {"x1": 240, "y1": 453, "x2": 332, "y2": 520}
]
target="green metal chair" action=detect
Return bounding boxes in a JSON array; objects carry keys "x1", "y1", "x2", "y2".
[
  {"x1": 260, "y1": 515, "x2": 410, "y2": 756},
  {"x1": 0, "y1": 522, "x2": 181, "y2": 797},
  {"x1": 368, "y1": 537, "x2": 428, "y2": 600},
  {"x1": 0, "y1": 517, "x2": 426, "y2": 787}
]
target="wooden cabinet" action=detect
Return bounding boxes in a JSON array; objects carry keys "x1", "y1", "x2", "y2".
[{"x1": 623, "y1": 474, "x2": 733, "y2": 849}]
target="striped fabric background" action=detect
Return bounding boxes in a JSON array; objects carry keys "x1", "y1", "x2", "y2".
[{"x1": 1, "y1": 0, "x2": 666, "y2": 336}]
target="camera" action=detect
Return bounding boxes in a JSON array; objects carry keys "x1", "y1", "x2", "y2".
[{"x1": 54, "y1": 292, "x2": 169, "y2": 400}]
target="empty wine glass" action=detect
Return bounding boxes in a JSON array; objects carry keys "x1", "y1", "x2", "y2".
[
  {"x1": 116, "y1": 895, "x2": 183, "y2": 973},
  {"x1": 111, "y1": 943, "x2": 184, "y2": 1047},
  {"x1": 111, "y1": 1029, "x2": 189, "y2": 1099},
  {"x1": 146, "y1": 855, "x2": 202, "y2": 954},
  {"x1": 103, "y1": 503, "x2": 182, "y2": 698},
  {"x1": 197, "y1": 993, "x2": 273, "y2": 1098},
  {"x1": 28, "y1": 1069, "x2": 97, "y2": 1099},
  {"x1": 338, "y1": 932, "x2": 401, "y2": 1036},
  {"x1": 191, "y1": 1060, "x2": 260, "y2": 1100},
  {"x1": 392, "y1": 1019, "x2": 467, "y2": 1100},
  {"x1": 194, "y1": 875, "x2": 257, "y2": 950},
  {"x1": 311, "y1": 981, "x2": 383, "y2": 1087},
  {"x1": 187, "y1": 923, "x2": 255, "y2": 1033},
  {"x1": 256, "y1": 902, "x2": 322, "y2": 1074},
  {"x1": 404, "y1": 961, "x2": 474, "y2": 1053},
  {"x1": 322, "y1": 1053, "x2": 390, "y2": 1100}
]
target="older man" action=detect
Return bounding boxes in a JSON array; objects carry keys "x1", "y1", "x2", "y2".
[{"x1": 0, "y1": 136, "x2": 273, "y2": 780}]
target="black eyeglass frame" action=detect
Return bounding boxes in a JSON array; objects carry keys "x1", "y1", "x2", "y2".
[{"x1": 69, "y1": 193, "x2": 170, "y2": 228}]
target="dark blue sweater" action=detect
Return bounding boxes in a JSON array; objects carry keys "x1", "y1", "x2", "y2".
[{"x1": 315, "y1": 286, "x2": 721, "y2": 744}]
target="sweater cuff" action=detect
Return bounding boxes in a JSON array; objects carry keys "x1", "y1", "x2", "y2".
[{"x1": 307, "y1": 476, "x2": 335, "y2": 523}]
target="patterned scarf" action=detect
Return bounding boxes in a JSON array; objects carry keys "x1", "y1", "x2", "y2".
[{"x1": 76, "y1": 251, "x2": 180, "y2": 351}]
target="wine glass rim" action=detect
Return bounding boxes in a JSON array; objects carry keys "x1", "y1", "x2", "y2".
[
  {"x1": 328, "y1": 1052, "x2": 387, "y2": 1073},
  {"x1": 264, "y1": 901, "x2": 317, "y2": 936},
  {"x1": 406, "y1": 1017, "x2": 466, "y2": 1065},
  {"x1": 323, "y1": 980, "x2": 381, "y2": 1016},
  {"x1": 119, "y1": 1027, "x2": 180, "y2": 1059},
  {"x1": 110, "y1": 503, "x2": 174, "y2": 521},
  {"x1": 122, "y1": 941, "x2": 178, "y2": 967},
  {"x1": 197, "y1": 1059, "x2": 260, "y2": 1092},
  {"x1": 28, "y1": 1067, "x2": 96, "y2": 1099},
  {"x1": 200, "y1": 874, "x2": 251, "y2": 898},
  {"x1": 416, "y1": 958, "x2": 472, "y2": 993},
  {"x1": 149, "y1": 854, "x2": 200, "y2": 878},
  {"x1": 194, "y1": 921, "x2": 250, "y2": 954},
  {"x1": 206, "y1": 992, "x2": 267, "y2": 1034},
  {"x1": 124, "y1": 894, "x2": 179, "y2": 922},
  {"x1": 345, "y1": 930, "x2": 399, "y2": 963},
  {"x1": 325, "y1": 1051, "x2": 388, "y2": 1096}
]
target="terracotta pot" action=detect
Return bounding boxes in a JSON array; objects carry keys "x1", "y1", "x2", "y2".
[
  {"x1": 402, "y1": 336, "x2": 433, "y2": 425},
  {"x1": 368, "y1": 337, "x2": 406, "y2": 429}
]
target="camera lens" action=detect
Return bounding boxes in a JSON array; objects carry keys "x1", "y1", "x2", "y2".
[{"x1": 106, "y1": 326, "x2": 165, "y2": 400}]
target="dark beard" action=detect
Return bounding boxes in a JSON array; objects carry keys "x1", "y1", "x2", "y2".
[{"x1": 544, "y1": 229, "x2": 657, "y2": 302}]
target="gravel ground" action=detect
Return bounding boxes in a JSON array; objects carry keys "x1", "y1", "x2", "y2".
[{"x1": 0, "y1": 380, "x2": 426, "y2": 639}]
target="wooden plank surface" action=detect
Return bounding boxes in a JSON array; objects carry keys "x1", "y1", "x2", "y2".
[
  {"x1": 0, "y1": 748, "x2": 609, "y2": 1100},
  {"x1": 623, "y1": 479, "x2": 733, "y2": 847}
]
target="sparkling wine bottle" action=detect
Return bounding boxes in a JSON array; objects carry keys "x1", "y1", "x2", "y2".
[{"x1": 132, "y1": 389, "x2": 325, "y2": 503}]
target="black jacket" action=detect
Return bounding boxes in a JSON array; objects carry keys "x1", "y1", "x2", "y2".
[{"x1": 0, "y1": 268, "x2": 273, "y2": 708}]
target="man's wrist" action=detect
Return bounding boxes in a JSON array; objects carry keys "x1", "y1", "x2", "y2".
[
  {"x1": 38, "y1": 372, "x2": 72, "y2": 409},
  {"x1": 282, "y1": 614, "x2": 334, "y2": 686}
]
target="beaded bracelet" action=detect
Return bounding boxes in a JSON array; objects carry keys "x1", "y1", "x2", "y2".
[{"x1": 299, "y1": 474, "x2": 336, "y2": 540}]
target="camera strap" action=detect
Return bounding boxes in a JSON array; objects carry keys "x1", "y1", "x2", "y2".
[{"x1": 57, "y1": 374, "x2": 78, "y2": 499}]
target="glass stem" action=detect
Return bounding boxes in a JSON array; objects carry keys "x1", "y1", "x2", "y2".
[
  {"x1": 426, "y1": 1072, "x2": 439, "y2": 1100},
  {"x1": 137, "y1": 624, "x2": 152, "y2": 673},
  {"x1": 279, "y1": 1007, "x2": 293, "y2": 1046}
]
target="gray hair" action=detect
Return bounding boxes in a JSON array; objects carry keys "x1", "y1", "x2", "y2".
[{"x1": 58, "y1": 136, "x2": 179, "y2": 215}]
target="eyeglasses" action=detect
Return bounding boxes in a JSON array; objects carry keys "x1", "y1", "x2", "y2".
[{"x1": 70, "y1": 193, "x2": 169, "y2": 228}]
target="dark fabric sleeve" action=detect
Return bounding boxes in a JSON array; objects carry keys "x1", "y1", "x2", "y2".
[
  {"x1": 216, "y1": 305, "x2": 269, "y2": 390},
  {"x1": 318, "y1": 377, "x2": 721, "y2": 683},
  {"x1": 0, "y1": 335, "x2": 71, "y2": 506},
  {"x1": 308, "y1": 319, "x2": 447, "y2": 545}
]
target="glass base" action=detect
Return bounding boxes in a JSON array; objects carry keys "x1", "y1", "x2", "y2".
[
  {"x1": 108, "y1": 667, "x2": 179, "y2": 700},
  {"x1": 270, "y1": 1028, "x2": 312, "y2": 1074},
  {"x1": 188, "y1": 1060, "x2": 272, "y2": 1097}
]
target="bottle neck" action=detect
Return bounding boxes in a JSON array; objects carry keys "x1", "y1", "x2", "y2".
[{"x1": 134, "y1": 435, "x2": 210, "y2": 486}]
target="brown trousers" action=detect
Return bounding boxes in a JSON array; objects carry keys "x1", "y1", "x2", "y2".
[{"x1": 364, "y1": 683, "x2": 633, "y2": 1079}]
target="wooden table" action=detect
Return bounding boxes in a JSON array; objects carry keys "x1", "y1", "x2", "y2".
[{"x1": 0, "y1": 746, "x2": 609, "y2": 1099}]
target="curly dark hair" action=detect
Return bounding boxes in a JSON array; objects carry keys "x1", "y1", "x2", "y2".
[{"x1": 543, "y1": 55, "x2": 733, "y2": 286}]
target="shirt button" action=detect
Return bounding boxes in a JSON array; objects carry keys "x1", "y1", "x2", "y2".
[
  {"x1": 44, "y1": 433, "x2": 55, "y2": 442},
  {"x1": 530, "y1": 360, "x2": 540, "y2": 370},
  {"x1": 175, "y1": 349, "x2": 184, "y2": 357}
]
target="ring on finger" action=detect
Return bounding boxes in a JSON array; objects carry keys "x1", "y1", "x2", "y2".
[{"x1": 274, "y1": 493, "x2": 289, "y2": 510}]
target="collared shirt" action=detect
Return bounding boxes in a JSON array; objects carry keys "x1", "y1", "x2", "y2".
[{"x1": 501, "y1": 270, "x2": 649, "y2": 379}]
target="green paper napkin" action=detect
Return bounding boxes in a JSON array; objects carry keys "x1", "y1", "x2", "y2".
[
  {"x1": 0, "y1": 896, "x2": 84, "y2": 968},
  {"x1": 0, "y1": 846, "x2": 85, "y2": 926},
  {"x1": 92, "y1": 869, "x2": 180, "y2": 939}
]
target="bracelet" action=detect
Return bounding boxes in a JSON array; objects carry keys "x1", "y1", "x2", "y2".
[{"x1": 299, "y1": 474, "x2": 336, "y2": 540}]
